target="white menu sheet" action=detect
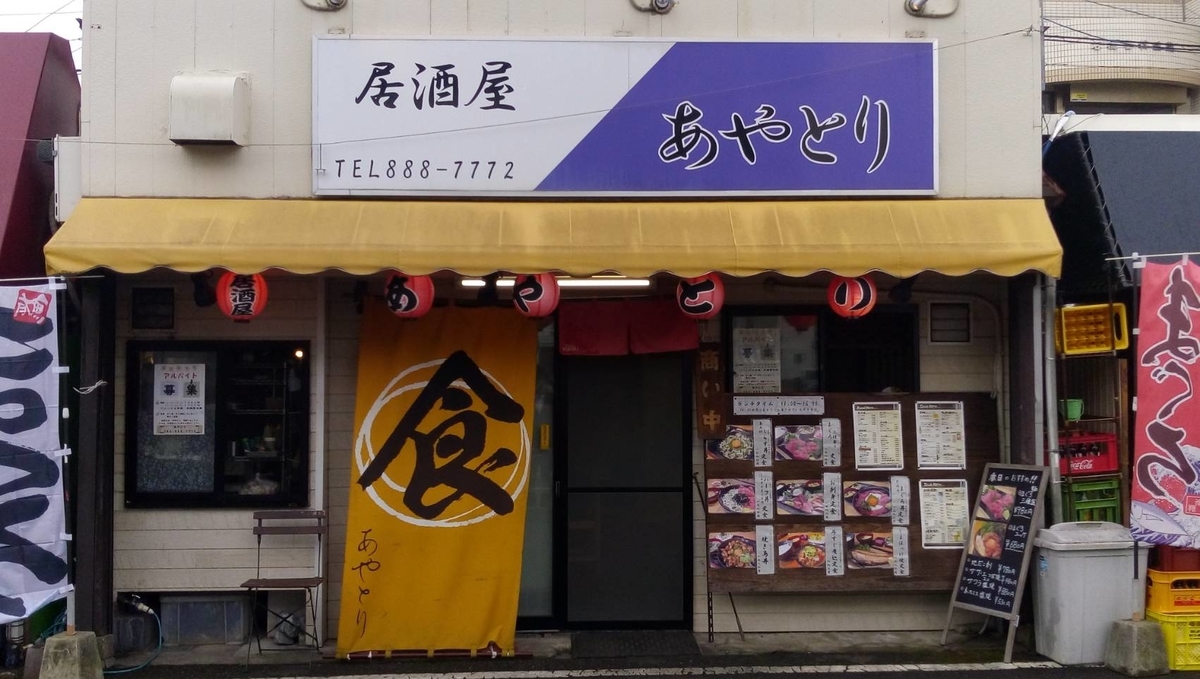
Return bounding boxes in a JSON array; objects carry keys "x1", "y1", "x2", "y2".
[
  {"x1": 918, "y1": 479, "x2": 970, "y2": 549},
  {"x1": 822, "y1": 417, "x2": 842, "y2": 467},
  {"x1": 753, "y1": 418, "x2": 773, "y2": 468},
  {"x1": 755, "y1": 525, "x2": 776, "y2": 575},
  {"x1": 915, "y1": 401, "x2": 967, "y2": 469},
  {"x1": 852, "y1": 402, "x2": 904, "y2": 470}
]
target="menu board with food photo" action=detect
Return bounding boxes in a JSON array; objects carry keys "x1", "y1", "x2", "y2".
[
  {"x1": 708, "y1": 532, "x2": 757, "y2": 569},
  {"x1": 705, "y1": 391, "x2": 1003, "y2": 597},
  {"x1": 949, "y1": 464, "x2": 1047, "y2": 621},
  {"x1": 706, "y1": 478, "x2": 755, "y2": 515},
  {"x1": 776, "y1": 480, "x2": 825, "y2": 516},
  {"x1": 778, "y1": 531, "x2": 827, "y2": 569},
  {"x1": 775, "y1": 424, "x2": 822, "y2": 461},
  {"x1": 706, "y1": 425, "x2": 754, "y2": 461},
  {"x1": 843, "y1": 480, "x2": 892, "y2": 518},
  {"x1": 845, "y1": 532, "x2": 895, "y2": 570}
]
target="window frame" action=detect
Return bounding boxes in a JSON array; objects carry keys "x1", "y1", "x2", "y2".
[
  {"x1": 927, "y1": 301, "x2": 974, "y2": 345},
  {"x1": 721, "y1": 305, "x2": 828, "y2": 394},
  {"x1": 123, "y1": 339, "x2": 312, "y2": 510},
  {"x1": 722, "y1": 305, "x2": 921, "y2": 394}
]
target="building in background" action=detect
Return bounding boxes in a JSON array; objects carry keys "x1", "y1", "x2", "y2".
[
  {"x1": 0, "y1": 33, "x2": 79, "y2": 279},
  {"x1": 1042, "y1": 0, "x2": 1200, "y2": 114},
  {"x1": 46, "y1": 0, "x2": 1063, "y2": 656}
]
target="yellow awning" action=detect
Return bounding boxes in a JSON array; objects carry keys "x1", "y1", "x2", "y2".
[{"x1": 45, "y1": 197, "x2": 1062, "y2": 278}]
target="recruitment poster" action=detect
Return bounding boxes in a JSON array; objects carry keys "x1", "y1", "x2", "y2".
[
  {"x1": 153, "y1": 363, "x2": 205, "y2": 435},
  {"x1": 1132, "y1": 260, "x2": 1200, "y2": 547},
  {"x1": 732, "y1": 327, "x2": 781, "y2": 394},
  {"x1": 337, "y1": 304, "x2": 537, "y2": 656}
]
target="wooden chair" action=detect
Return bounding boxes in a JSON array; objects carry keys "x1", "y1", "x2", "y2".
[{"x1": 240, "y1": 509, "x2": 326, "y2": 661}]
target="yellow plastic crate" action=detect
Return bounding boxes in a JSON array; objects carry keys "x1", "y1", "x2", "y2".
[
  {"x1": 1056, "y1": 303, "x2": 1129, "y2": 355},
  {"x1": 1148, "y1": 610, "x2": 1200, "y2": 670},
  {"x1": 1148, "y1": 570, "x2": 1200, "y2": 614}
]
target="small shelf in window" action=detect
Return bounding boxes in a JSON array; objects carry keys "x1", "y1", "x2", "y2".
[
  {"x1": 228, "y1": 378, "x2": 283, "y2": 386},
  {"x1": 230, "y1": 454, "x2": 285, "y2": 462},
  {"x1": 229, "y1": 409, "x2": 287, "y2": 415}
]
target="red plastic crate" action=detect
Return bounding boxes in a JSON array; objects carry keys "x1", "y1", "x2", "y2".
[
  {"x1": 1157, "y1": 546, "x2": 1200, "y2": 572},
  {"x1": 1058, "y1": 432, "x2": 1119, "y2": 476}
]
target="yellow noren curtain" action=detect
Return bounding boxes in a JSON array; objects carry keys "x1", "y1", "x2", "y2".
[{"x1": 44, "y1": 198, "x2": 1062, "y2": 278}]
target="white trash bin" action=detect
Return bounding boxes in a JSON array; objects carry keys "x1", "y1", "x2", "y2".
[{"x1": 1033, "y1": 521, "x2": 1150, "y2": 665}]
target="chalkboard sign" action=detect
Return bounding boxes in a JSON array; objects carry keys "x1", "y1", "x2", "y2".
[{"x1": 942, "y1": 463, "x2": 1048, "y2": 663}]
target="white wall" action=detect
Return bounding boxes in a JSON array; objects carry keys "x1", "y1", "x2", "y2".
[
  {"x1": 112, "y1": 275, "x2": 321, "y2": 592},
  {"x1": 81, "y1": 0, "x2": 1044, "y2": 199}
]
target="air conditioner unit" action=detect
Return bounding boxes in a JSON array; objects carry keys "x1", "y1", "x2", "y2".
[{"x1": 169, "y1": 72, "x2": 250, "y2": 146}]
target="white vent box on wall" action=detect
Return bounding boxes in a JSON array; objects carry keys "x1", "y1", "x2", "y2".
[{"x1": 169, "y1": 72, "x2": 250, "y2": 146}]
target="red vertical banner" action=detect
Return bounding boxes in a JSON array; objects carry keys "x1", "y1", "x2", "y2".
[{"x1": 1131, "y1": 260, "x2": 1200, "y2": 546}]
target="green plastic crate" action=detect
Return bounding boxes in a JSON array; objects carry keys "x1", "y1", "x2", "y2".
[{"x1": 1061, "y1": 476, "x2": 1121, "y2": 523}]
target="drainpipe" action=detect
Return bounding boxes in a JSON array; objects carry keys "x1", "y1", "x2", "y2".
[{"x1": 1043, "y1": 274, "x2": 1063, "y2": 525}]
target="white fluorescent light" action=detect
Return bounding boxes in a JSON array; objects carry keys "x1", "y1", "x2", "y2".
[{"x1": 459, "y1": 277, "x2": 652, "y2": 289}]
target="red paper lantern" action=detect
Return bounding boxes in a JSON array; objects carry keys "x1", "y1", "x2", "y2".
[
  {"x1": 512, "y1": 273, "x2": 560, "y2": 317},
  {"x1": 676, "y1": 274, "x2": 725, "y2": 320},
  {"x1": 827, "y1": 275, "x2": 877, "y2": 319},
  {"x1": 384, "y1": 273, "x2": 435, "y2": 319},
  {"x1": 216, "y1": 272, "x2": 268, "y2": 321}
]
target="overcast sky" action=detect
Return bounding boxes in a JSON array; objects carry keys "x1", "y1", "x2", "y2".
[{"x1": 0, "y1": 0, "x2": 84, "y2": 74}]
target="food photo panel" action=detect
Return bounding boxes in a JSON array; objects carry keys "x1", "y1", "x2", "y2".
[
  {"x1": 708, "y1": 532, "x2": 757, "y2": 569},
  {"x1": 845, "y1": 531, "x2": 894, "y2": 570},
  {"x1": 776, "y1": 479, "x2": 825, "y2": 516},
  {"x1": 976, "y1": 484, "x2": 1017, "y2": 522},
  {"x1": 843, "y1": 480, "x2": 892, "y2": 518},
  {"x1": 706, "y1": 478, "x2": 756, "y2": 515},
  {"x1": 775, "y1": 424, "x2": 823, "y2": 461},
  {"x1": 706, "y1": 424, "x2": 754, "y2": 461},
  {"x1": 778, "y1": 531, "x2": 827, "y2": 570},
  {"x1": 969, "y1": 520, "x2": 1006, "y2": 560}
]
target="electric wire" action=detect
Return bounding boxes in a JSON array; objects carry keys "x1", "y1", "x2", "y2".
[
  {"x1": 1079, "y1": 0, "x2": 1200, "y2": 29},
  {"x1": 23, "y1": 0, "x2": 77, "y2": 32}
]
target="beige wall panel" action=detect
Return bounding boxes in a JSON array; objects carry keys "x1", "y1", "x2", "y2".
[{"x1": 82, "y1": 0, "x2": 1043, "y2": 198}]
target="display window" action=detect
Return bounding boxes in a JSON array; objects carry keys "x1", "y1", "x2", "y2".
[
  {"x1": 124, "y1": 341, "x2": 310, "y2": 508},
  {"x1": 725, "y1": 306, "x2": 919, "y2": 394}
]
